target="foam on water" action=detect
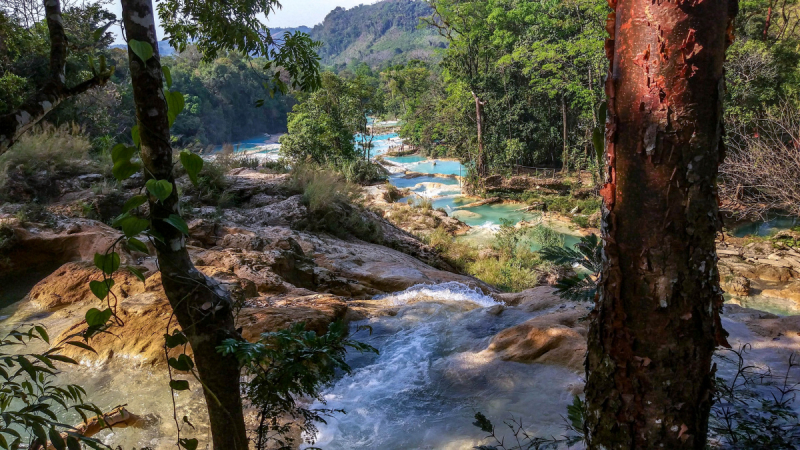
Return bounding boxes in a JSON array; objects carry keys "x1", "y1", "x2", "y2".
[
  {"x1": 375, "y1": 281, "x2": 502, "y2": 308},
  {"x1": 304, "y1": 282, "x2": 583, "y2": 450}
]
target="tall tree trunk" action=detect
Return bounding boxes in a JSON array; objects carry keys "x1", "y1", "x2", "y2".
[
  {"x1": 0, "y1": 0, "x2": 110, "y2": 153},
  {"x1": 561, "y1": 95, "x2": 568, "y2": 173},
  {"x1": 120, "y1": 2, "x2": 248, "y2": 449},
  {"x1": 586, "y1": 0, "x2": 737, "y2": 448},
  {"x1": 471, "y1": 91, "x2": 487, "y2": 178}
]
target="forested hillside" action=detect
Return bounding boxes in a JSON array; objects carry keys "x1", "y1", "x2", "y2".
[{"x1": 309, "y1": 0, "x2": 445, "y2": 68}]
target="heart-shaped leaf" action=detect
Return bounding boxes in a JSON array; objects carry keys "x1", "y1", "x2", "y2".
[
  {"x1": 145, "y1": 179, "x2": 173, "y2": 202},
  {"x1": 165, "y1": 91, "x2": 185, "y2": 127},
  {"x1": 118, "y1": 216, "x2": 150, "y2": 238},
  {"x1": 164, "y1": 214, "x2": 189, "y2": 235},
  {"x1": 165, "y1": 330, "x2": 188, "y2": 348},
  {"x1": 112, "y1": 160, "x2": 141, "y2": 181},
  {"x1": 168, "y1": 354, "x2": 194, "y2": 372},
  {"x1": 85, "y1": 308, "x2": 113, "y2": 328},
  {"x1": 122, "y1": 195, "x2": 148, "y2": 213},
  {"x1": 126, "y1": 237, "x2": 149, "y2": 255},
  {"x1": 131, "y1": 125, "x2": 141, "y2": 147},
  {"x1": 179, "y1": 438, "x2": 198, "y2": 450},
  {"x1": 127, "y1": 265, "x2": 146, "y2": 283},
  {"x1": 180, "y1": 151, "x2": 203, "y2": 185},
  {"x1": 128, "y1": 39, "x2": 153, "y2": 63},
  {"x1": 170, "y1": 380, "x2": 190, "y2": 391},
  {"x1": 163, "y1": 65, "x2": 172, "y2": 88},
  {"x1": 89, "y1": 279, "x2": 115, "y2": 300},
  {"x1": 111, "y1": 144, "x2": 137, "y2": 164},
  {"x1": 93, "y1": 252, "x2": 120, "y2": 275}
]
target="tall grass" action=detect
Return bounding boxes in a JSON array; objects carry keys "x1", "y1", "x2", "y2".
[{"x1": 0, "y1": 123, "x2": 91, "y2": 182}]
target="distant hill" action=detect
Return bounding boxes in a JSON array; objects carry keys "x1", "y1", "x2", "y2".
[
  {"x1": 309, "y1": 0, "x2": 445, "y2": 68},
  {"x1": 112, "y1": 0, "x2": 443, "y2": 68},
  {"x1": 110, "y1": 40, "x2": 176, "y2": 56}
]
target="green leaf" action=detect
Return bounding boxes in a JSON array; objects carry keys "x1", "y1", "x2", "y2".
[
  {"x1": 87, "y1": 54, "x2": 96, "y2": 74},
  {"x1": 49, "y1": 427, "x2": 66, "y2": 450},
  {"x1": 168, "y1": 354, "x2": 194, "y2": 371},
  {"x1": 92, "y1": 22, "x2": 112, "y2": 42},
  {"x1": 128, "y1": 39, "x2": 154, "y2": 62},
  {"x1": 111, "y1": 144, "x2": 137, "y2": 165},
  {"x1": 165, "y1": 91, "x2": 185, "y2": 127},
  {"x1": 112, "y1": 160, "x2": 141, "y2": 181},
  {"x1": 126, "y1": 237, "x2": 149, "y2": 255},
  {"x1": 34, "y1": 326, "x2": 49, "y2": 344},
  {"x1": 164, "y1": 330, "x2": 188, "y2": 348},
  {"x1": 122, "y1": 195, "x2": 148, "y2": 213},
  {"x1": 65, "y1": 341, "x2": 97, "y2": 354},
  {"x1": 179, "y1": 438, "x2": 198, "y2": 450},
  {"x1": 598, "y1": 101, "x2": 607, "y2": 126},
  {"x1": 163, "y1": 66, "x2": 172, "y2": 88},
  {"x1": 179, "y1": 151, "x2": 203, "y2": 185},
  {"x1": 66, "y1": 436, "x2": 82, "y2": 450},
  {"x1": 32, "y1": 425, "x2": 47, "y2": 449},
  {"x1": 131, "y1": 125, "x2": 141, "y2": 147},
  {"x1": 127, "y1": 265, "x2": 146, "y2": 283},
  {"x1": 93, "y1": 252, "x2": 120, "y2": 275},
  {"x1": 592, "y1": 127, "x2": 604, "y2": 165},
  {"x1": 164, "y1": 214, "x2": 189, "y2": 235},
  {"x1": 121, "y1": 216, "x2": 150, "y2": 238},
  {"x1": 89, "y1": 280, "x2": 114, "y2": 300},
  {"x1": 47, "y1": 355, "x2": 79, "y2": 365},
  {"x1": 85, "y1": 308, "x2": 113, "y2": 328},
  {"x1": 170, "y1": 380, "x2": 190, "y2": 391},
  {"x1": 145, "y1": 179, "x2": 173, "y2": 203}
]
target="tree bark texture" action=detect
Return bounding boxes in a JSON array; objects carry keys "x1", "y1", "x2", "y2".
[
  {"x1": 120, "y1": 1, "x2": 248, "y2": 449},
  {"x1": 586, "y1": 0, "x2": 737, "y2": 448},
  {"x1": 0, "y1": 0, "x2": 110, "y2": 153},
  {"x1": 562, "y1": 95, "x2": 569, "y2": 172},
  {"x1": 471, "y1": 91, "x2": 487, "y2": 178}
]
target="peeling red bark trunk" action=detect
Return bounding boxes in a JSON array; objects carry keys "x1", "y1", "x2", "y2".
[
  {"x1": 586, "y1": 0, "x2": 738, "y2": 448},
  {"x1": 120, "y1": 1, "x2": 248, "y2": 449}
]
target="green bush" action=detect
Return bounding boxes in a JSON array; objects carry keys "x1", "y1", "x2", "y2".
[
  {"x1": 339, "y1": 159, "x2": 387, "y2": 184},
  {"x1": 288, "y1": 165, "x2": 383, "y2": 242}
]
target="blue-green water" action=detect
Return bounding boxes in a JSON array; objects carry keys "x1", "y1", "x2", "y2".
[
  {"x1": 732, "y1": 216, "x2": 799, "y2": 237},
  {"x1": 385, "y1": 156, "x2": 582, "y2": 249}
]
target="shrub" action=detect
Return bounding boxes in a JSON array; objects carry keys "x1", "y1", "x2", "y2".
[
  {"x1": 218, "y1": 322, "x2": 377, "y2": 449},
  {"x1": 0, "y1": 124, "x2": 93, "y2": 201},
  {"x1": 288, "y1": 165, "x2": 383, "y2": 242},
  {"x1": 339, "y1": 159, "x2": 387, "y2": 184}
]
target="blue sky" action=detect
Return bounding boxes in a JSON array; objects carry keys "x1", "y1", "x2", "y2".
[{"x1": 108, "y1": 0, "x2": 380, "y2": 45}]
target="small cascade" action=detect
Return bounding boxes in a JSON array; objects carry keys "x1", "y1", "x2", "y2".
[{"x1": 305, "y1": 283, "x2": 583, "y2": 450}]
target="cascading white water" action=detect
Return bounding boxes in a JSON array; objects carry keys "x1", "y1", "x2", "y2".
[{"x1": 305, "y1": 283, "x2": 584, "y2": 450}]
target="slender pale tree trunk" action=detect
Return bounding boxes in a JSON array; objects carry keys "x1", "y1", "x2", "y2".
[
  {"x1": 0, "y1": 0, "x2": 111, "y2": 153},
  {"x1": 471, "y1": 91, "x2": 487, "y2": 178},
  {"x1": 585, "y1": 0, "x2": 737, "y2": 448},
  {"x1": 561, "y1": 95, "x2": 568, "y2": 173},
  {"x1": 120, "y1": 1, "x2": 248, "y2": 449}
]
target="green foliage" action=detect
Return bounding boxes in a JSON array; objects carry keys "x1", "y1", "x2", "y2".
[
  {"x1": 709, "y1": 346, "x2": 800, "y2": 449},
  {"x1": 339, "y1": 159, "x2": 388, "y2": 184},
  {"x1": 471, "y1": 410, "x2": 583, "y2": 450},
  {"x1": 309, "y1": 0, "x2": 446, "y2": 68},
  {"x1": 0, "y1": 326, "x2": 107, "y2": 450},
  {"x1": 217, "y1": 321, "x2": 377, "y2": 449},
  {"x1": 287, "y1": 165, "x2": 383, "y2": 242},
  {"x1": 540, "y1": 234, "x2": 601, "y2": 302},
  {"x1": 157, "y1": 0, "x2": 322, "y2": 95},
  {"x1": 417, "y1": 0, "x2": 607, "y2": 172},
  {"x1": 0, "y1": 124, "x2": 92, "y2": 201}
]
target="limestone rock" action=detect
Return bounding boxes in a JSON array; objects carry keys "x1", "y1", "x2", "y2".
[
  {"x1": 28, "y1": 261, "x2": 148, "y2": 310},
  {"x1": 761, "y1": 282, "x2": 800, "y2": 303},
  {"x1": 721, "y1": 276, "x2": 751, "y2": 296},
  {"x1": 484, "y1": 308, "x2": 587, "y2": 373}
]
